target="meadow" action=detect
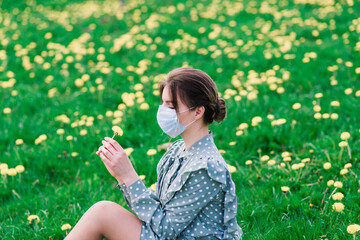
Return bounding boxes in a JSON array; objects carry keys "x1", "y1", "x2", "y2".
[{"x1": 0, "y1": 0, "x2": 359, "y2": 239}]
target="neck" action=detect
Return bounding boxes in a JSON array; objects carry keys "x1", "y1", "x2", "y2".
[{"x1": 181, "y1": 122, "x2": 209, "y2": 150}]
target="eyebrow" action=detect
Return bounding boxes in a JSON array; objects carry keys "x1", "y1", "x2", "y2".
[{"x1": 162, "y1": 99, "x2": 173, "y2": 104}]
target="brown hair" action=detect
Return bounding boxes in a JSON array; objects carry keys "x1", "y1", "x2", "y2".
[{"x1": 159, "y1": 67, "x2": 226, "y2": 124}]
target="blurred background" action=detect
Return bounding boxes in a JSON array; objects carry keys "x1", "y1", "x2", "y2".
[{"x1": 0, "y1": 0, "x2": 359, "y2": 239}]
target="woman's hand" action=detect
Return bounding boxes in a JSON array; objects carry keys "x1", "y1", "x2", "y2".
[{"x1": 96, "y1": 137, "x2": 139, "y2": 187}]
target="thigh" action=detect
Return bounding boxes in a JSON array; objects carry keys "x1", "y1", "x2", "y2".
[{"x1": 95, "y1": 201, "x2": 142, "y2": 240}]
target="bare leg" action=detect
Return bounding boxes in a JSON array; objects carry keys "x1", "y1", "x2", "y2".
[{"x1": 65, "y1": 200, "x2": 142, "y2": 240}]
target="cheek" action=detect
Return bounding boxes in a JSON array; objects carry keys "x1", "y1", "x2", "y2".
[{"x1": 178, "y1": 113, "x2": 191, "y2": 125}]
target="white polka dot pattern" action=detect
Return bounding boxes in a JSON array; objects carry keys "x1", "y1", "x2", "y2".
[{"x1": 117, "y1": 131, "x2": 243, "y2": 239}]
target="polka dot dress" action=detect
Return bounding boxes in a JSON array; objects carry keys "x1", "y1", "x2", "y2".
[{"x1": 117, "y1": 131, "x2": 243, "y2": 239}]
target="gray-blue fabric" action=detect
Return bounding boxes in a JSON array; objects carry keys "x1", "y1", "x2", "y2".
[{"x1": 117, "y1": 132, "x2": 243, "y2": 239}]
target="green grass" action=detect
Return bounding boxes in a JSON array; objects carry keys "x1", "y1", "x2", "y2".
[{"x1": 0, "y1": 0, "x2": 359, "y2": 239}]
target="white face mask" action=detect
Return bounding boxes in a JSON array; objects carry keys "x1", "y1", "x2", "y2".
[{"x1": 157, "y1": 105, "x2": 197, "y2": 138}]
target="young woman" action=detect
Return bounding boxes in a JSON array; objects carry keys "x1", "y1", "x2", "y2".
[{"x1": 65, "y1": 67, "x2": 243, "y2": 239}]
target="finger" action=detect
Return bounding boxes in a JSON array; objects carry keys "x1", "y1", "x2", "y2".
[
  {"x1": 99, "y1": 152, "x2": 111, "y2": 164},
  {"x1": 104, "y1": 137, "x2": 123, "y2": 151},
  {"x1": 102, "y1": 140, "x2": 116, "y2": 153},
  {"x1": 100, "y1": 146, "x2": 112, "y2": 159}
]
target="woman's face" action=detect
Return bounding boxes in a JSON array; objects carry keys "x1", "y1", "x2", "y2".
[{"x1": 161, "y1": 85, "x2": 197, "y2": 127}]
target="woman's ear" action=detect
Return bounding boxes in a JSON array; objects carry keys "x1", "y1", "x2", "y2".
[{"x1": 195, "y1": 106, "x2": 205, "y2": 119}]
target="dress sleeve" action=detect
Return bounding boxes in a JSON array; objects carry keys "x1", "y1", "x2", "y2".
[
  {"x1": 117, "y1": 183, "x2": 135, "y2": 211},
  {"x1": 121, "y1": 169, "x2": 222, "y2": 239}
]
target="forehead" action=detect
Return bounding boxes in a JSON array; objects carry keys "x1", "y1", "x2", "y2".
[{"x1": 161, "y1": 84, "x2": 186, "y2": 106}]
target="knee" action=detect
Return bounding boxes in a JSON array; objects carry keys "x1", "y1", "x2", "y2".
[{"x1": 90, "y1": 200, "x2": 118, "y2": 214}]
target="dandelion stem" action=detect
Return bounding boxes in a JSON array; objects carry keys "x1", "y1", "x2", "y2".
[
  {"x1": 12, "y1": 189, "x2": 21, "y2": 199},
  {"x1": 338, "y1": 147, "x2": 343, "y2": 161},
  {"x1": 328, "y1": 187, "x2": 337, "y2": 200},
  {"x1": 347, "y1": 144, "x2": 352, "y2": 159}
]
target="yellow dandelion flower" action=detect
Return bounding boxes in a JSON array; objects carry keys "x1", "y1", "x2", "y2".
[
  {"x1": 281, "y1": 186, "x2": 290, "y2": 192},
  {"x1": 134, "y1": 83, "x2": 143, "y2": 91},
  {"x1": 0, "y1": 163, "x2": 8, "y2": 170},
  {"x1": 229, "y1": 141, "x2": 236, "y2": 146},
  {"x1": 227, "y1": 164, "x2": 236, "y2": 173},
  {"x1": 313, "y1": 105, "x2": 321, "y2": 112},
  {"x1": 260, "y1": 155, "x2": 270, "y2": 162},
  {"x1": 251, "y1": 116, "x2": 262, "y2": 125},
  {"x1": 7, "y1": 168, "x2": 17, "y2": 176},
  {"x1": 292, "y1": 103, "x2": 301, "y2": 110},
  {"x1": 334, "y1": 181, "x2": 343, "y2": 188},
  {"x1": 71, "y1": 152, "x2": 79, "y2": 157},
  {"x1": 1, "y1": 168, "x2": 8, "y2": 175},
  {"x1": 327, "y1": 180, "x2": 334, "y2": 187},
  {"x1": 150, "y1": 183, "x2": 156, "y2": 192},
  {"x1": 344, "y1": 88, "x2": 353, "y2": 95},
  {"x1": 3, "y1": 107, "x2": 11, "y2": 114},
  {"x1": 15, "y1": 165, "x2": 25, "y2": 173},
  {"x1": 27, "y1": 215, "x2": 40, "y2": 224},
  {"x1": 276, "y1": 87, "x2": 285, "y2": 94},
  {"x1": 322, "y1": 113, "x2": 330, "y2": 119},
  {"x1": 323, "y1": 162, "x2": 331, "y2": 170},
  {"x1": 332, "y1": 202, "x2": 344, "y2": 212},
  {"x1": 157, "y1": 142, "x2": 172, "y2": 151},
  {"x1": 267, "y1": 160, "x2": 276, "y2": 166},
  {"x1": 112, "y1": 126, "x2": 123, "y2": 137},
  {"x1": 124, "y1": 147, "x2": 134, "y2": 156},
  {"x1": 301, "y1": 158, "x2": 310, "y2": 163},
  {"x1": 340, "y1": 168, "x2": 349, "y2": 175},
  {"x1": 331, "y1": 113, "x2": 338, "y2": 119},
  {"x1": 332, "y1": 192, "x2": 344, "y2": 200},
  {"x1": 97, "y1": 84, "x2": 105, "y2": 91},
  {"x1": 339, "y1": 141, "x2": 348, "y2": 148},
  {"x1": 283, "y1": 157, "x2": 292, "y2": 162},
  {"x1": 15, "y1": 139, "x2": 24, "y2": 145},
  {"x1": 281, "y1": 152, "x2": 291, "y2": 158},
  {"x1": 356, "y1": 90, "x2": 360, "y2": 97},
  {"x1": 66, "y1": 135, "x2": 73, "y2": 141},
  {"x1": 105, "y1": 111, "x2": 113, "y2": 117},
  {"x1": 236, "y1": 130, "x2": 243, "y2": 136},
  {"x1": 57, "y1": 129, "x2": 65, "y2": 135},
  {"x1": 291, "y1": 164, "x2": 299, "y2": 170},
  {"x1": 61, "y1": 223, "x2": 72, "y2": 231},
  {"x1": 139, "y1": 175, "x2": 146, "y2": 180},
  {"x1": 74, "y1": 78, "x2": 84, "y2": 87},
  {"x1": 219, "y1": 149, "x2": 226, "y2": 154},
  {"x1": 147, "y1": 149, "x2": 157, "y2": 156},
  {"x1": 315, "y1": 93, "x2": 323, "y2": 98},
  {"x1": 140, "y1": 103, "x2": 149, "y2": 110},
  {"x1": 80, "y1": 129, "x2": 87, "y2": 136},
  {"x1": 330, "y1": 101, "x2": 340, "y2": 107},
  {"x1": 267, "y1": 114, "x2": 275, "y2": 120},
  {"x1": 347, "y1": 224, "x2": 360, "y2": 234},
  {"x1": 55, "y1": 114, "x2": 70, "y2": 124},
  {"x1": 245, "y1": 160, "x2": 252, "y2": 165},
  {"x1": 238, "y1": 123, "x2": 248, "y2": 130},
  {"x1": 340, "y1": 132, "x2": 350, "y2": 140},
  {"x1": 314, "y1": 113, "x2": 322, "y2": 119},
  {"x1": 344, "y1": 163, "x2": 352, "y2": 169},
  {"x1": 35, "y1": 134, "x2": 47, "y2": 145},
  {"x1": 280, "y1": 163, "x2": 286, "y2": 167}
]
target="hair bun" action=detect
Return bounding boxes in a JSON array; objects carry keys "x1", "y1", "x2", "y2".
[{"x1": 213, "y1": 97, "x2": 226, "y2": 122}]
